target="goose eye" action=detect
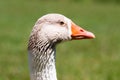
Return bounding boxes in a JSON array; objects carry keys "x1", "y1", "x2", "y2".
[{"x1": 59, "y1": 21, "x2": 65, "y2": 25}]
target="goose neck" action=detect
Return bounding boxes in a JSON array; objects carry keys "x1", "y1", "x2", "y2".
[{"x1": 28, "y1": 41, "x2": 57, "y2": 80}]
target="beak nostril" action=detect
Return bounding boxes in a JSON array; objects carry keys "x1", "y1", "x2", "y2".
[{"x1": 80, "y1": 29, "x2": 84, "y2": 32}]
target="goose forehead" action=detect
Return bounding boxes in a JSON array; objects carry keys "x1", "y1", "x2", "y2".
[{"x1": 39, "y1": 13, "x2": 71, "y2": 22}]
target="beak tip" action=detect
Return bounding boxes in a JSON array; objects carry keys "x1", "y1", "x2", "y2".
[
  {"x1": 87, "y1": 32, "x2": 95, "y2": 39},
  {"x1": 91, "y1": 32, "x2": 95, "y2": 38},
  {"x1": 93, "y1": 35, "x2": 95, "y2": 38}
]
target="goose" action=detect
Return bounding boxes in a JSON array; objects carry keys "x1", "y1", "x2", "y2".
[{"x1": 28, "y1": 13, "x2": 95, "y2": 80}]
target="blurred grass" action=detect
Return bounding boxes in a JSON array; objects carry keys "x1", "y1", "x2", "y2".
[{"x1": 0, "y1": 0, "x2": 120, "y2": 80}]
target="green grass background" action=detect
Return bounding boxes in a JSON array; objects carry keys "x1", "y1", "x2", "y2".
[{"x1": 0, "y1": 0, "x2": 120, "y2": 80}]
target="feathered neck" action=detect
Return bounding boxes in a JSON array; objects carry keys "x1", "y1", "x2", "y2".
[{"x1": 28, "y1": 38, "x2": 57, "y2": 80}]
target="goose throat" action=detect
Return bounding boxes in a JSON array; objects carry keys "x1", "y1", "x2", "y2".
[{"x1": 28, "y1": 41, "x2": 57, "y2": 80}]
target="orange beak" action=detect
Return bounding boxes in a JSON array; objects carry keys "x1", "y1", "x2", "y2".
[{"x1": 71, "y1": 22, "x2": 95, "y2": 40}]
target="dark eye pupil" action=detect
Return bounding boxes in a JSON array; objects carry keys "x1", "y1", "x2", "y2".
[{"x1": 60, "y1": 21, "x2": 64, "y2": 25}]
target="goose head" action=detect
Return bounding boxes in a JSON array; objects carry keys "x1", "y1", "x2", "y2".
[
  {"x1": 28, "y1": 13, "x2": 95, "y2": 80},
  {"x1": 31, "y1": 13, "x2": 95, "y2": 44}
]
